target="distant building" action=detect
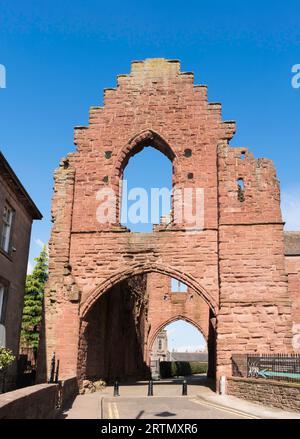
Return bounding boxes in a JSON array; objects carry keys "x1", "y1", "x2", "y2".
[
  {"x1": 0, "y1": 151, "x2": 42, "y2": 390},
  {"x1": 151, "y1": 330, "x2": 170, "y2": 362},
  {"x1": 150, "y1": 329, "x2": 209, "y2": 378}
]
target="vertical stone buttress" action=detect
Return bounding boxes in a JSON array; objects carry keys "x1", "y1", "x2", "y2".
[
  {"x1": 42, "y1": 157, "x2": 80, "y2": 379},
  {"x1": 217, "y1": 143, "x2": 293, "y2": 378}
]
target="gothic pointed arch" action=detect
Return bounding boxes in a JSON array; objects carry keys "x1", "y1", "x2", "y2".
[
  {"x1": 80, "y1": 262, "x2": 218, "y2": 319},
  {"x1": 149, "y1": 315, "x2": 208, "y2": 351},
  {"x1": 114, "y1": 129, "x2": 178, "y2": 180}
]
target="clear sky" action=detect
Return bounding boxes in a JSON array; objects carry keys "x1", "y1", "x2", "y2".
[
  {"x1": 0, "y1": 1, "x2": 299, "y2": 348},
  {"x1": 166, "y1": 321, "x2": 207, "y2": 352}
]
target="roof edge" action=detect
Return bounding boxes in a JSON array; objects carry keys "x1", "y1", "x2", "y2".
[{"x1": 0, "y1": 151, "x2": 42, "y2": 220}]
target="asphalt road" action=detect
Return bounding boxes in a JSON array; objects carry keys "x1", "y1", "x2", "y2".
[{"x1": 103, "y1": 396, "x2": 259, "y2": 420}]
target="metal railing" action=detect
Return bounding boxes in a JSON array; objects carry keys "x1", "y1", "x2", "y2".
[{"x1": 232, "y1": 354, "x2": 300, "y2": 383}]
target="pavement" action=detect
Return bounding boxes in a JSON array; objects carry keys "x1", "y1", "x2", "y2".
[{"x1": 60, "y1": 376, "x2": 300, "y2": 420}]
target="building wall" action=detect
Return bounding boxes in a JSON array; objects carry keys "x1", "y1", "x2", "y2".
[
  {"x1": 146, "y1": 271, "x2": 210, "y2": 359},
  {"x1": 0, "y1": 173, "x2": 33, "y2": 389},
  {"x1": 151, "y1": 330, "x2": 169, "y2": 362},
  {"x1": 44, "y1": 58, "x2": 293, "y2": 385},
  {"x1": 286, "y1": 255, "x2": 300, "y2": 352}
]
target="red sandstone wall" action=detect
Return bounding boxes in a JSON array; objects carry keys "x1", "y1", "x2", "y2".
[
  {"x1": 286, "y1": 256, "x2": 300, "y2": 353},
  {"x1": 146, "y1": 272, "x2": 210, "y2": 358},
  {"x1": 217, "y1": 143, "x2": 292, "y2": 377},
  {"x1": 70, "y1": 59, "x2": 234, "y2": 233},
  {"x1": 44, "y1": 59, "x2": 293, "y2": 383}
]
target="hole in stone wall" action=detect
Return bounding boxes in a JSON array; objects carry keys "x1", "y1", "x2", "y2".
[
  {"x1": 105, "y1": 151, "x2": 112, "y2": 159},
  {"x1": 237, "y1": 178, "x2": 245, "y2": 202},
  {"x1": 121, "y1": 146, "x2": 172, "y2": 232},
  {"x1": 240, "y1": 151, "x2": 246, "y2": 160},
  {"x1": 187, "y1": 173, "x2": 194, "y2": 180},
  {"x1": 171, "y1": 278, "x2": 188, "y2": 293},
  {"x1": 184, "y1": 148, "x2": 192, "y2": 158}
]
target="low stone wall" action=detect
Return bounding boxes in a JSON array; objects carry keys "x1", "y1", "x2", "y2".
[
  {"x1": 60, "y1": 376, "x2": 79, "y2": 407},
  {"x1": 0, "y1": 377, "x2": 79, "y2": 419},
  {"x1": 0, "y1": 383, "x2": 58, "y2": 419},
  {"x1": 227, "y1": 377, "x2": 300, "y2": 413}
]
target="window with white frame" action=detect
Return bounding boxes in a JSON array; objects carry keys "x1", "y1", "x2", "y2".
[
  {"x1": 170, "y1": 278, "x2": 188, "y2": 293},
  {"x1": 1, "y1": 203, "x2": 14, "y2": 253}
]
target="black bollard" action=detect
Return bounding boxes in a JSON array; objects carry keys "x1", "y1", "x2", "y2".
[
  {"x1": 113, "y1": 381, "x2": 120, "y2": 397},
  {"x1": 54, "y1": 359, "x2": 60, "y2": 383},
  {"x1": 182, "y1": 379, "x2": 187, "y2": 396},
  {"x1": 147, "y1": 380, "x2": 154, "y2": 396}
]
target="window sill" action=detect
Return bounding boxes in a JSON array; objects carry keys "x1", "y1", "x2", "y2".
[{"x1": 0, "y1": 247, "x2": 13, "y2": 262}]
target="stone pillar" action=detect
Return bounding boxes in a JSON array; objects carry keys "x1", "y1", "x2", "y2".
[{"x1": 43, "y1": 157, "x2": 80, "y2": 380}]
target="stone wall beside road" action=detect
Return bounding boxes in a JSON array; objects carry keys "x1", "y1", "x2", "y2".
[
  {"x1": 227, "y1": 377, "x2": 300, "y2": 413},
  {"x1": 0, "y1": 377, "x2": 78, "y2": 419}
]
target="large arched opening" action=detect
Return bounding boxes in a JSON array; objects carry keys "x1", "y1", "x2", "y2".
[
  {"x1": 150, "y1": 319, "x2": 209, "y2": 380},
  {"x1": 118, "y1": 131, "x2": 174, "y2": 232},
  {"x1": 77, "y1": 270, "x2": 217, "y2": 385}
]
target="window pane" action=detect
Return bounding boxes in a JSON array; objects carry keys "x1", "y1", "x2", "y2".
[
  {"x1": 1, "y1": 205, "x2": 13, "y2": 252},
  {"x1": 0, "y1": 285, "x2": 4, "y2": 320}
]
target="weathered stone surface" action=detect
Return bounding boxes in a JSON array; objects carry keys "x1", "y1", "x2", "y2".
[
  {"x1": 0, "y1": 384, "x2": 58, "y2": 419},
  {"x1": 41, "y1": 58, "x2": 296, "y2": 386},
  {"x1": 227, "y1": 377, "x2": 300, "y2": 413}
]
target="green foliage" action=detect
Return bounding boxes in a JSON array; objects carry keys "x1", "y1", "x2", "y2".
[
  {"x1": 159, "y1": 361, "x2": 208, "y2": 378},
  {"x1": 0, "y1": 347, "x2": 15, "y2": 370},
  {"x1": 21, "y1": 245, "x2": 48, "y2": 349}
]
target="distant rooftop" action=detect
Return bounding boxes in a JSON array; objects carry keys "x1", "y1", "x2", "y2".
[
  {"x1": 284, "y1": 232, "x2": 300, "y2": 256},
  {"x1": 170, "y1": 352, "x2": 208, "y2": 362},
  {"x1": 0, "y1": 151, "x2": 42, "y2": 220}
]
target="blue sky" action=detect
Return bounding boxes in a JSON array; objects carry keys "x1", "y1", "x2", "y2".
[
  {"x1": 166, "y1": 321, "x2": 207, "y2": 352},
  {"x1": 0, "y1": 1, "x2": 299, "y2": 348}
]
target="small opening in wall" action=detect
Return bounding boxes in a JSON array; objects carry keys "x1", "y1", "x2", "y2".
[
  {"x1": 240, "y1": 151, "x2": 246, "y2": 160},
  {"x1": 237, "y1": 178, "x2": 245, "y2": 202},
  {"x1": 171, "y1": 278, "x2": 188, "y2": 293},
  {"x1": 184, "y1": 149, "x2": 192, "y2": 158}
]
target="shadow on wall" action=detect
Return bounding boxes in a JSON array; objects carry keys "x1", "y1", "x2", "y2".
[{"x1": 77, "y1": 275, "x2": 151, "y2": 384}]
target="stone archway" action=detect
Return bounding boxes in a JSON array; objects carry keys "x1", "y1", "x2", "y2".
[
  {"x1": 77, "y1": 267, "x2": 217, "y2": 384},
  {"x1": 149, "y1": 315, "x2": 208, "y2": 352},
  {"x1": 43, "y1": 58, "x2": 293, "y2": 390},
  {"x1": 80, "y1": 263, "x2": 218, "y2": 319},
  {"x1": 148, "y1": 315, "x2": 213, "y2": 380},
  {"x1": 111, "y1": 129, "x2": 180, "y2": 225}
]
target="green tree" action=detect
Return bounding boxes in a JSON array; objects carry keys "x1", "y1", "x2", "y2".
[{"x1": 21, "y1": 245, "x2": 48, "y2": 350}]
